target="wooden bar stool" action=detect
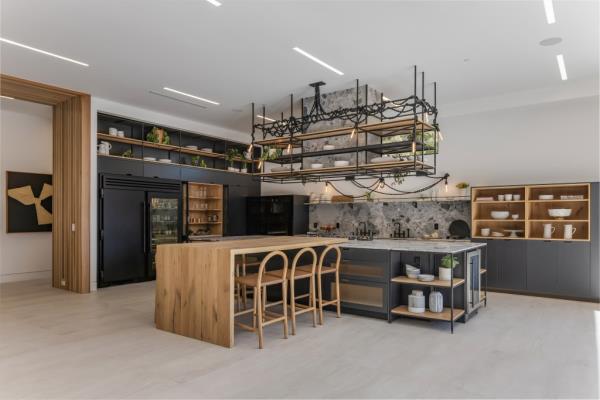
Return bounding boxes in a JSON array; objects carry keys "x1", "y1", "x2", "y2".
[
  {"x1": 235, "y1": 254, "x2": 261, "y2": 311},
  {"x1": 267, "y1": 247, "x2": 318, "y2": 335},
  {"x1": 298, "y1": 245, "x2": 341, "y2": 325},
  {"x1": 234, "y1": 250, "x2": 289, "y2": 349}
]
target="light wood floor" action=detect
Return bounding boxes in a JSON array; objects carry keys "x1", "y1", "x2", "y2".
[{"x1": 0, "y1": 279, "x2": 598, "y2": 399}]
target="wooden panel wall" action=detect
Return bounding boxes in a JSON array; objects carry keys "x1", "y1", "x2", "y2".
[
  {"x1": 52, "y1": 96, "x2": 91, "y2": 293},
  {"x1": 2, "y1": 74, "x2": 91, "y2": 293}
]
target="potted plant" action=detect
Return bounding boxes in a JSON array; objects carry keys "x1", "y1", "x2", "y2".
[
  {"x1": 439, "y1": 254, "x2": 459, "y2": 281},
  {"x1": 146, "y1": 127, "x2": 170, "y2": 144},
  {"x1": 456, "y1": 182, "x2": 470, "y2": 197},
  {"x1": 240, "y1": 160, "x2": 248, "y2": 173},
  {"x1": 225, "y1": 148, "x2": 241, "y2": 172}
]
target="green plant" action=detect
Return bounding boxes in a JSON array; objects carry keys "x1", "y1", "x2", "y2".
[
  {"x1": 456, "y1": 182, "x2": 470, "y2": 189},
  {"x1": 365, "y1": 191, "x2": 374, "y2": 202},
  {"x1": 122, "y1": 149, "x2": 133, "y2": 158},
  {"x1": 440, "y1": 255, "x2": 459, "y2": 269},
  {"x1": 225, "y1": 148, "x2": 241, "y2": 167},
  {"x1": 191, "y1": 156, "x2": 207, "y2": 168},
  {"x1": 146, "y1": 127, "x2": 170, "y2": 144},
  {"x1": 199, "y1": 159, "x2": 207, "y2": 168},
  {"x1": 393, "y1": 171, "x2": 406, "y2": 186}
]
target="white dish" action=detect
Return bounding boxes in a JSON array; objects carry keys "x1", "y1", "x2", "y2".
[
  {"x1": 491, "y1": 211, "x2": 510, "y2": 219},
  {"x1": 323, "y1": 144, "x2": 336, "y2": 151},
  {"x1": 200, "y1": 148, "x2": 213, "y2": 153},
  {"x1": 548, "y1": 208, "x2": 572, "y2": 218},
  {"x1": 370, "y1": 156, "x2": 393, "y2": 164},
  {"x1": 491, "y1": 231, "x2": 505, "y2": 237},
  {"x1": 334, "y1": 160, "x2": 350, "y2": 167},
  {"x1": 539, "y1": 194, "x2": 554, "y2": 200},
  {"x1": 143, "y1": 157, "x2": 157, "y2": 162},
  {"x1": 511, "y1": 214, "x2": 520, "y2": 220},
  {"x1": 159, "y1": 158, "x2": 172, "y2": 163},
  {"x1": 311, "y1": 163, "x2": 324, "y2": 169},
  {"x1": 417, "y1": 274, "x2": 435, "y2": 282},
  {"x1": 481, "y1": 228, "x2": 491, "y2": 237},
  {"x1": 560, "y1": 195, "x2": 584, "y2": 200},
  {"x1": 185, "y1": 145, "x2": 198, "y2": 150},
  {"x1": 271, "y1": 166, "x2": 291, "y2": 172}
]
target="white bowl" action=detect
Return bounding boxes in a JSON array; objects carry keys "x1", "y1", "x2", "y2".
[
  {"x1": 334, "y1": 160, "x2": 350, "y2": 167},
  {"x1": 311, "y1": 163, "x2": 324, "y2": 169},
  {"x1": 407, "y1": 271, "x2": 420, "y2": 279},
  {"x1": 491, "y1": 231, "x2": 505, "y2": 237},
  {"x1": 481, "y1": 228, "x2": 491, "y2": 237},
  {"x1": 491, "y1": 211, "x2": 510, "y2": 219},
  {"x1": 417, "y1": 274, "x2": 435, "y2": 282},
  {"x1": 200, "y1": 148, "x2": 213, "y2": 153},
  {"x1": 143, "y1": 157, "x2": 157, "y2": 162},
  {"x1": 539, "y1": 194, "x2": 554, "y2": 200},
  {"x1": 159, "y1": 158, "x2": 172, "y2": 163},
  {"x1": 548, "y1": 208, "x2": 572, "y2": 218},
  {"x1": 185, "y1": 145, "x2": 198, "y2": 150},
  {"x1": 323, "y1": 144, "x2": 335, "y2": 151}
]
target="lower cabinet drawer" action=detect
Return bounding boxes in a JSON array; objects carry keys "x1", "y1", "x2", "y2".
[{"x1": 327, "y1": 277, "x2": 388, "y2": 314}]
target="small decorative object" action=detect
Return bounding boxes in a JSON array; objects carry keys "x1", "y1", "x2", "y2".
[
  {"x1": 511, "y1": 214, "x2": 519, "y2": 220},
  {"x1": 543, "y1": 223, "x2": 556, "y2": 239},
  {"x1": 456, "y1": 182, "x2": 470, "y2": 197},
  {"x1": 504, "y1": 229, "x2": 524, "y2": 238},
  {"x1": 439, "y1": 254, "x2": 458, "y2": 281},
  {"x1": 97, "y1": 141, "x2": 112, "y2": 155},
  {"x1": 121, "y1": 149, "x2": 133, "y2": 158},
  {"x1": 323, "y1": 142, "x2": 335, "y2": 151},
  {"x1": 405, "y1": 264, "x2": 421, "y2": 279},
  {"x1": 490, "y1": 211, "x2": 510, "y2": 219},
  {"x1": 563, "y1": 224, "x2": 576, "y2": 240},
  {"x1": 186, "y1": 145, "x2": 198, "y2": 150},
  {"x1": 108, "y1": 127, "x2": 118, "y2": 136},
  {"x1": 429, "y1": 290, "x2": 444, "y2": 313},
  {"x1": 539, "y1": 194, "x2": 554, "y2": 200},
  {"x1": 497, "y1": 194, "x2": 505, "y2": 201},
  {"x1": 560, "y1": 194, "x2": 584, "y2": 200},
  {"x1": 513, "y1": 194, "x2": 521, "y2": 200},
  {"x1": 6, "y1": 171, "x2": 53, "y2": 233},
  {"x1": 117, "y1": 130, "x2": 125, "y2": 138},
  {"x1": 408, "y1": 290, "x2": 425, "y2": 313},
  {"x1": 146, "y1": 127, "x2": 170, "y2": 144},
  {"x1": 505, "y1": 194, "x2": 513, "y2": 201},
  {"x1": 548, "y1": 208, "x2": 572, "y2": 219},
  {"x1": 481, "y1": 228, "x2": 491, "y2": 237},
  {"x1": 491, "y1": 231, "x2": 504, "y2": 237},
  {"x1": 225, "y1": 148, "x2": 241, "y2": 171}
]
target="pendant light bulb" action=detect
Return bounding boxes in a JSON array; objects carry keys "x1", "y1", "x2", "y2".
[
  {"x1": 286, "y1": 142, "x2": 292, "y2": 154},
  {"x1": 247, "y1": 143, "x2": 253, "y2": 153},
  {"x1": 445, "y1": 178, "x2": 448, "y2": 193},
  {"x1": 379, "y1": 178, "x2": 385, "y2": 189},
  {"x1": 412, "y1": 141, "x2": 416, "y2": 154},
  {"x1": 438, "y1": 131, "x2": 444, "y2": 141},
  {"x1": 325, "y1": 181, "x2": 330, "y2": 193},
  {"x1": 258, "y1": 160, "x2": 263, "y2": 169},
  {"x1": 350, "y1": 128, "x2": 356, "y2": 139}
]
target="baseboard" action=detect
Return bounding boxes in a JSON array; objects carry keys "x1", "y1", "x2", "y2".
[
  {"x1": 0, "y1": 270, "x2": 52, "y2": 283},
  {"x1": 487, "y1": 287, "x2": 599, "y2": 303}
]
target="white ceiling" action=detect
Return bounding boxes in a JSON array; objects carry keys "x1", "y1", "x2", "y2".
[{"x1": 1, "y1": 0, "x2": 598, "y2": 135}]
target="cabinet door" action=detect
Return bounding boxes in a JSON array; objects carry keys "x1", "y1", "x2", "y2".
[
  {"x1": 143, "y1": 163, "x2": 181, "y2": 180},
  {"x1": 526, "y1": 241, "x2": 558, "y2": 294},
  {"x1": 496, "y1": 240, "x2": 527, "y2": 290},
  {"x1": 478, "y1": 240, "x2": 499, "y2": 288},
  {"x1": 340, "y1": 248, "x2": 389, "y2": 282},
  {"x1": 556, "y1": 242, "x2": 591, "y2": 297},
  {"x1": 101, "y1": 189, "x2": 146, "y2": 284}
]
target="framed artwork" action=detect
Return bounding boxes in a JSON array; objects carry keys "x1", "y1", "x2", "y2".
[{"x1": 5, "y1": 171, "x2": 53, "y2": 233}]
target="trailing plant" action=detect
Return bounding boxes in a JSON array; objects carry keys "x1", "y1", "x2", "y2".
[
  {"x1": 225, "y1": 148, "x2": 241, "y2": 167},
  {"x1": 440, "y1": 255, "x2": 459, "y2": 269}
]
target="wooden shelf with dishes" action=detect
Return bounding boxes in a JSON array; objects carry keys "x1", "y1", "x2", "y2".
[
  {"x1": 390, "y1": 275, "x2": 465, "y2": 288},
  {"x1": 471, "y1": 183, "x2": 590, "y2": 241},
  {"x1": 391, "y1": 305, "x2": 465, "y2": 322},
  {"x1": 184, "y1": 182, "x2": 224, "y2": 238}
]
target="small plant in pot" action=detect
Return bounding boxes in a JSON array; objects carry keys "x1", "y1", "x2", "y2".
[
  {"x1": 225, "y1": 148, "x2": 241, "y2": 172},
  {"x1": 240, "y1": 160, "x2": 248, "y2": 173},
  {"x1": 456, "y1": 182, "x2": 470, "y2": 197},
  {"x1": 439, "y1": 255, "x2": 459, "y2": 281}
]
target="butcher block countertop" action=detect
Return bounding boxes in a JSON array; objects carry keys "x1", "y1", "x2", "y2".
[{"x1": 155, "y1": 236, "x2": 347, "y2": 348}]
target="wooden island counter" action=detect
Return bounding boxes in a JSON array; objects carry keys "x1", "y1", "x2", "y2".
[{"x1": 155, "y1": 236, "x2": 347, "y2": 347}]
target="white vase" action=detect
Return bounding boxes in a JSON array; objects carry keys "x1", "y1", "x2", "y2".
[
  {"x1": 240, "y1": 168, "x2": 247, "y2": 173},
  {"x1": 227, "y1": 166, "x2": 237, "y2": 172},
  {"x1": 439, "y1": 267, "x2": 452, "y2": 281},
  {"x1": 429, "y1": 290, "x2": 444, "y2": 313}
]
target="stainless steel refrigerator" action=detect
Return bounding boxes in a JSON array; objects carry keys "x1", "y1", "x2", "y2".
[{"x1": 98, "y1": 174, "x2": 182, "y2": 287}]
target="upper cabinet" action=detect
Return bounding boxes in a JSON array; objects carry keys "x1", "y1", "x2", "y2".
[{"x1": 471, "y1": 183, "x2": 590, "y2": 241}]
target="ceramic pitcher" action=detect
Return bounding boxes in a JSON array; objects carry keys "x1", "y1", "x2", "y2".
[
  {"x1": 543, "y1": 223, "x2": 555, "y2": 239},
  {"x1": 563, "y1": 224, "x2": 577, "y2": 240}
]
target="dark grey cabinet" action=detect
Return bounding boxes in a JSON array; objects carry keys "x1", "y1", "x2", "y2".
[
  {"x1": 496, "y1": 240, "x2": 527, "y2": 290},
  {"x1": 526, "y1": 241, "x2": 557, "y2": 294},
  {"x1": 476, "y1": 239, "x2": 499, "y2": 287},
  {"x1": 143, "y1": 163, "x2": 181, "y2": 180},
  {"x1": 556, "y1": 242, "x2": 591, "y2": 297}
]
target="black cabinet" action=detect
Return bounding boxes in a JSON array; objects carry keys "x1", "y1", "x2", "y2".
[
  {"x1": 246, "y1": 195, "x2": 308, "y2": 235},
  {"x1": 143, "y1": 163, "x2": 181, "y2": 180},
  {"x1": 526, "y1": 241, "x2": 557, "y2": 294},
  {"x1": 556, "y1": 242, "x2": 591, "y2": 297},
  {"x1": 496, "y1": 240, "x2": 527, "y2": 290}
]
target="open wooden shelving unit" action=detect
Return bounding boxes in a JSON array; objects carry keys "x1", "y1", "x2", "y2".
[
  {"x1": 471, "y1": 183, "x2": 590, "y2": 241},
  {"x1": 184, "y1": 182, "x2": 223, "y2": 238},
  {"x1": 391, "y1": 306, "x2": 465, "y2": 322},
  {"x1": 390, "y1": 276, "x2": 465, "y2": 288}
]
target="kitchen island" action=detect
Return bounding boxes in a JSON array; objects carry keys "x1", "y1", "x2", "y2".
[
  {"x1": 155, "y1": 236, "x2": 347, "y2": 347},
  {"x1": 333, "y1": 239, "x2": 487, "y2": 332}
]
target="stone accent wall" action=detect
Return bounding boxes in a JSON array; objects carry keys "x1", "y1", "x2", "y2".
[{"x1": 309, "y1": 200, "x2": 471, "y2": 239}]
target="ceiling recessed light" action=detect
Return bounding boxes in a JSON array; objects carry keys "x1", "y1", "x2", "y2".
[
  {"x1": 205, "y1": 0, "x2": 222, "y2": 6},
  {"x1": 163, "y1": 87, "x2": 219, "y2": 105},
  {"x1": 292, "y1": 47, "x2": 344, "y2": 76},
  {"x1": 0, "y1": 37, "x2": 89, "y2": 67},
  {"x1": 0, "y1": 95, "x2": 15, "y2": 100},
  {"x1": 256, "y1": 114, "x2": 276, "y2": 122},
  {"x1": 556, "y1": 54, "x2": 568, "y2": 80},
  {"x1": 540, "y1": 37, "x2": 562, "y2": 46},
  {"x1": 543, "y1": 0, "x2": 556, "y2": 24}
]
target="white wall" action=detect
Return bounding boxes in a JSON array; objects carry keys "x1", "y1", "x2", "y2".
[
  {"x1": 262, "y1": 94, "x2": 600, "y2": 198},
  {"x1": 0, "y1": 99, "x2": 53, "y2": 283},
  {"x1": 89, "y1": 97, "x2": 251, "y2": 290}
]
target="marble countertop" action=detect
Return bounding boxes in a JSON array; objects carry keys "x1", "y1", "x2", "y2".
[{"x1": 339, "y1": 239, "x2": 486, "y2": 253}]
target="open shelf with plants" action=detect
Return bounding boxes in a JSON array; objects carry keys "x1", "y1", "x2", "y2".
[
  {"x1": 471, "y1": 183, "x2": 590, "y2": 241},
  {"x1": 96, "y1": 113, "x2": 258, "y2": 174}
]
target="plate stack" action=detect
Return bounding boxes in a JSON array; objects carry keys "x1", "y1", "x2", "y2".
[
  {"x1": 408, "y1": 290, "x2": 425, "y2": 313},
  {"x1": 405, "y1": 264, "x2": 421, "y2": 279}
]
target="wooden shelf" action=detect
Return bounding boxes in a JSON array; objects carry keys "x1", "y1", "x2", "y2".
[
  {"x1": 98, "y1": 133, "x2": 143, "y2": 146},
  {"x1": 391, "y1": 275, "x2": 465, "y2": 288},
  {"x1": 529, "y1": 219, "x2": 588, "y2": 222},
  {"x1": 527, "y1": 237, "x2": 589, "y2": 242},
  {"x1": 189, "y1": 196, "x2": 222, "y2": 200},
  {"x1": 188, "y1": 222, "x2": 222, "y2": 225},
  {"x1": 391, "y1": 305, "x2": 465, "y2": 322},
  {"x1": 527, "y1": 199, "x2": 588, "y2": 203},
  {"x1": 189, "y1": 209, "x2": 222, "y2": 212},
  {"x1": 97, "y1": 153, "x2": 142, "y2": 162},
  {"x1": 472, "y1": 236, "x2": 525, "y2": 240},
  {"x1": 474, "y1": 219, "x2": 524, "y2": 222},
  {"x1": 473, "y1": 200, "x2": 525, "y2": 204},
  {"x1": 258, "y1": 159, "x2": 433, "y2": 177},
  {"x1": 254, "y1": 118, "x2": 435, "y2": 146}
]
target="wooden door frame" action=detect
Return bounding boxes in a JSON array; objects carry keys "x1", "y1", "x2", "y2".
[{"x1": 1, "y1": 74, "x2": 91, "y2": 293}]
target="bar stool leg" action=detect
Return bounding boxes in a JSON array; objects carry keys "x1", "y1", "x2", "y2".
[
  {"x1": 317, "y1": 273, "x2": 324, "y2": 325},
  {"x1": 282, "y1": 281, "x2": 289, "y2": 339},
  {"x1": 290, "y1": 278, "x2": 297, "y2": 335},
  {"x1": 241, "y1": 263, "x2": 248, "y2": 309},
  {"x1": 335, "y1": 270, "x2": 341, "y2": 318},
  {"x1": 310, "y1": 274, "x2": 317, "y2": 327},
  {"x1": 256, "y1": 284, "x2": 264, "y2": 349}
]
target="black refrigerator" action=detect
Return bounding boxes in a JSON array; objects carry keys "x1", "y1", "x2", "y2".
[
  {"x1": 98, "y1": 174, "x2": 182, "y2": 287},
  {"x1": 246, "y1": 195, "x2": 308, "y2": 235}
]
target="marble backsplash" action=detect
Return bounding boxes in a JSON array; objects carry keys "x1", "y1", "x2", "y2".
[{"x1": 309, "y1": 201, "x2": 471, "y2": 239}]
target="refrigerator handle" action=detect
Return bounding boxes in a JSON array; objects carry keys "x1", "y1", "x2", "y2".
[{"x1": 142, "y1": 202, "x2": 147, "y2": 254}]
